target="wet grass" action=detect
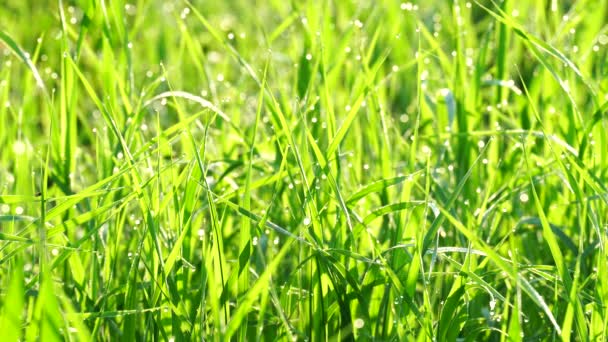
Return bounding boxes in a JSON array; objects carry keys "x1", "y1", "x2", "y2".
[{"x1": 0, "y1": 0, "x2": 607, "y2": 340}]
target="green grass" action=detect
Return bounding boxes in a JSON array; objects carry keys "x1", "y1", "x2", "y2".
[{"x1": 1, "y1": 0, "x2": 607, "y2": 340}]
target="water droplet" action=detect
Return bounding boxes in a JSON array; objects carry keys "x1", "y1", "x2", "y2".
[
  {"x1": 354, "y1": 318, "x2": 365, "y2": 329},
  {"x1": 490, "y1": 299, "x2": 496, "y2": 310},
  {"x1": 519, "y1": 193, "x2": 529, "y2": 203},
  {"x1": 303, "y1": 217, "x2": 311, "y2": 226},
  {"x1": 13, "y1": 141, "x2": 26, "y2": 155},
  {"x1": 400, "y1": 2, "x2": 413, "y2": 11}
]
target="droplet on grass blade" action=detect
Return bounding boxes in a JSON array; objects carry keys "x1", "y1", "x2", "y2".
[
  {"x1": 12, "y1": 141, "x2": 26, "y2": 155},
  {"x1": 400, "y1": 2, "x2": 413, "y2": 11}
]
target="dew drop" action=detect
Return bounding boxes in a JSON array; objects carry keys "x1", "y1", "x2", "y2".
[
  {"x1": 400, "y1": 2, "x2": 413, "y2": 11},
  {"x1": 13, "y1": 141, "x2": 26, "y2": 155}
]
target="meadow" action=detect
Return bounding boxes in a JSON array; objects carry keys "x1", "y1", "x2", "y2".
[{"x1": 0, "y1": 0, "x2": 607, "y2": 340}]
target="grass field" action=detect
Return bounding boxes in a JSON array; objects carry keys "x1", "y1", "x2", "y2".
[{"x1": 1, "y1": 0, "x2": 607, "y2": 340}]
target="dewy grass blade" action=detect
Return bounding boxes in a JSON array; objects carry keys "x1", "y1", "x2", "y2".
[{"x1": 0, "y1": 30, "x2": 46, "y2": 92}]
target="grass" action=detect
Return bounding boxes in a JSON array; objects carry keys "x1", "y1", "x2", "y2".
[{"x1": 0, "y1": 0, "x2": 607, "y2": 340}]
